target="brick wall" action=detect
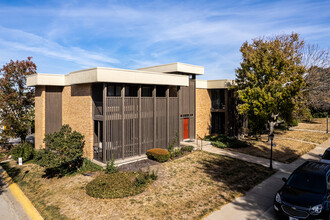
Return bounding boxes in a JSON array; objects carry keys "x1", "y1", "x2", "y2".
[
  {"x1": 35, "y1": 86, "x2": 45, "y2": 149},
  {"x1": 196, "y1": 88, "x2": 211, "y2": 139},
  {"x1": 62, "y1": 84, "x2": 94, "y2": 159}
]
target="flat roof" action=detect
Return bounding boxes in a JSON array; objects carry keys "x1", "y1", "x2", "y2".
[
  {"x1": 137, "y1": 62, "x2": 204, "y2": 75},
  {"x1": 27, "y1": 67, "x2": 190, "y2": 87}
]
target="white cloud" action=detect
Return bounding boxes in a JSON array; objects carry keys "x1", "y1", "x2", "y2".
[
  {"x1": 0, "y1": 0, "x2": 329, "y2": 78},
  {"x1": 0, "y1": 26, "x2": 119, "y2": 68}
]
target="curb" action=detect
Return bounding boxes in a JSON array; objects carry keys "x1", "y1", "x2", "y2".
[{"x1": 0, "y1": 165, "x2": 43, "y2": 220}]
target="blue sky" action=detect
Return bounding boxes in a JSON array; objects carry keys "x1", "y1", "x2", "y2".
[{"x1": 0, "y1": 0, "x2": 329, "y2": 79}]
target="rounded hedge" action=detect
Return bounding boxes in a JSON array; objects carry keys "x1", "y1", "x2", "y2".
[
  {"x1": 146, "y1": 148, "x2": 170, "y2": 162},
  {"x1": 86, "y1": 172, "x2": 149, "y2": 199}
]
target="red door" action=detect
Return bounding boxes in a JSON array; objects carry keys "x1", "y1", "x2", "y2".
[{"x1": 183, "y1": 118, "x2": 189, "y2": 139}]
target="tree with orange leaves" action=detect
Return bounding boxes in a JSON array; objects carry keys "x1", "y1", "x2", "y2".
[{"x1": 0, "y1": 57, "x2": 36, "y2": 142}]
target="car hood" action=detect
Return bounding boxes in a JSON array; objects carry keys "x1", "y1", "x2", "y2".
[{"x1": 280, "y1": 186, "x2": 326, "y2": 207}]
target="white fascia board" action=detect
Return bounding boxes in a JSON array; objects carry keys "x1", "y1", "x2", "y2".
[
  {"x1": 27, "y1": 67, "x2": 189, "y2": 87},
  {"x1": 26, "y1": 74, "x2": 66, "y2": 87},
  {"x1": 96, "y1": 68, "x2": 189, "y2": 86},
  {"x1": 196, "y1": 79, "x2": 208, "y2": 89},
  {"x1": 137, "y1": 62, "x2": 204, "y2": 75},
  {"x1": 66, "y1": 68, "x2": 98, "y2": 85},
  {"x1": 196, "y1": 79, "x2": 235, "y2": 89}
]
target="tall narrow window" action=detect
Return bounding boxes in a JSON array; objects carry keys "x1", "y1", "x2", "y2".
[
  {"x1": 142, "y1": 86, "x2": 153, "y2": 97},
  {"x1": 156, "y1": 85, "x2": 167, "y2": 97},
  {"x1": 169, "y1": 86, "x2": 178, "y2": 97},
  {"x1": 107, "y1": 84, "x2": 122, "y2": 97},
  {"x1": 125, "y1": 85, "x2": 138, "y2": 97}
]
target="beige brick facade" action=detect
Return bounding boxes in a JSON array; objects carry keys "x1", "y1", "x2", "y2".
[
  {"x1": 35, "y1": 86, "x2": 46, "y2": 149},
  {"x1": 62, "y1": 84, "x2": 94, "y2": 159},
  {"x1": 196, "y1": 88, "x2": 211, "y2": 139}
]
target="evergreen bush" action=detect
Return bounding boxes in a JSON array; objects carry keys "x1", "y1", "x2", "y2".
[{"x1": 146, "y1": 148, "x2": 170, "y2": 162}]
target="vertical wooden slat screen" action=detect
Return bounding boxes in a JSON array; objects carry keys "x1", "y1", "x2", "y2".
[
  {"x1": 124, "y1": 97, "x2": 139, "y2": 158},
  {"x1": 156, "y1": 98, "x2": 167, "y2": 148},
  {"x1": 169, "y1": 97, "x2": 179, "y2": 144},
  {"x1": 102, "y1": 84, "x2": 180, "y2": 161},
  {"x1": 105, "y1": 97, "x2": 122, "y2": 160},
  {"x1": 141, "y1": 98, "x2": 154, "y2": 152}
]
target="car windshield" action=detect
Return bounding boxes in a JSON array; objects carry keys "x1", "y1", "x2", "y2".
[
  {"x1": 323, "y1": 151, "x2": 330, "y2": 160},
  {"x1": 286, "y1": 172, "x2": 326, "y2": 194}
]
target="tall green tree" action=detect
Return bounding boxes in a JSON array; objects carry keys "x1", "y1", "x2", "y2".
[
  {"x1": 0, "y1": 57, "x2": 36, "y2": 141},
  {"x1": 235, "y1": 33, "x2": 306, "y2": 135}
]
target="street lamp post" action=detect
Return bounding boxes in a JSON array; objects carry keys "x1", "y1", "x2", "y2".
[{"x1": 269, "y1": 134, "x2": 274, "y2": 170}]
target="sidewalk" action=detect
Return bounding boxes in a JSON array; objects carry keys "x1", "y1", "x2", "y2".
[{"x1": 203, "y1": 138, "x2": 330, "y2": 220}]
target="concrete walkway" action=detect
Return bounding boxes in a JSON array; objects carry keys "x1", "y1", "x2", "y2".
[
  {"x1": 0, "y1": 168, "x2": 30, "y2": 220},
  {"x1": 289, "y1": 128, "x2": 327, "y2": 133},
  {"x1": 203, "y1": 138, "x2": 330, "y2": 220}
]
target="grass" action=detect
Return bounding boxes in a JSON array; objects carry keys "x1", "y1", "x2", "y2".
[
  {"x1": 86, "y1": 171, "x2": 154, "y2": 199},
  {"x1": 0, "y1": 151, "x2": 274, "y2": 220},
  {"x1": 204, "y1": 134, "x2": 251, "y2": 149},
  {"x1": 293, "y1": 118, "x2": 329, "y2": 131},
  {"x1": 229, "y1": 137, "x2": 317, "y2": 163},
  {"x1": 216, "y1": 120, "x2": 330, "y2": 163},
  {"x1": 276, "y1": 130, "x2": 329, "y2": 144}
]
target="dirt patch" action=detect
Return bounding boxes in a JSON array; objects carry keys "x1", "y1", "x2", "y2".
[
  {"x1": 118, "y1": 159, "x2": 159, "y2": 172},
  {"x1": 1, "y1": 151, "x2": 274, "y2": 220}
]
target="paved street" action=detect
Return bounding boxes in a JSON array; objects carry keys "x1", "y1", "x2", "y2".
[
  {"x1": 203, "y1": 139, "x2": 330, "y2": 220},
  {"x1": 0, "y1": 167, "x2": 30, "y2": 220}
]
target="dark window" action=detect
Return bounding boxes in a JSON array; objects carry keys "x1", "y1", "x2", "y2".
[
  {"x1": 211, "y1": 89, "x2": 225, "y2": 109},
  {"x1": 211, "y1": 112, "x2": 225, "y2": 134},
  {"x1": 322, "y1": 151, "x2": 330, "y2": 160},
  {"x1": 107, "y1": 84, "x2": 121, "y2": 97},
  {"x1": 142, "y1": 86, "x2": 153, "y2": 97},
  {"x1": 286, "y1": 172, "x2": 326, "y2": 194},
  {"x1": 169, "y1": 86, "x2": 178, "y2": 97},
  {"x1": 156, "y1": 86, "x2": 167, "y2": 97},
  {"x1": 125, "y1": 85, "x2": 138, "y2": 97}
]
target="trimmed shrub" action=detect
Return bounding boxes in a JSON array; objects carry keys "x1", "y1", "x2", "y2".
[
  {"x1": 146, "y1": 148, "x2": 170, "y2": 162},
  {"x1": 182, "y1": 145, "x2": 194, "y2": 152},
  {"x1": 86, "y1": 172, "x2": 152, "y2": 199},
  {"x1": 10, "y1": 142, "x2": 34, "y2": 162}
]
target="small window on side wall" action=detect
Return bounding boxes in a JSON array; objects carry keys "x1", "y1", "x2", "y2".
[{"x1": 107, "y1": 84, "x2": 122, "y2": 97}]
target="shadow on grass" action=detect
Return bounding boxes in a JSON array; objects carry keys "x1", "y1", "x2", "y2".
[{"x1": 198, "y1": 154, "x2": 275, "y2": 194}]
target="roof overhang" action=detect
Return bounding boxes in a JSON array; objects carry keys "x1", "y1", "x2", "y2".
[
  {"x1": 27, "y1": 67, "x2": 189, "y2": 87},
  {"x1": 137, "y1": 62, "x2": 204, "y2": 75},
  {"x1": 196, "y1": 79, "x2": 235, "y2": 89}
]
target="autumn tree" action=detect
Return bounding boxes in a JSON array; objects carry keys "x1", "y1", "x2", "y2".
[
  {"x1": 235, "y1": 33, "x2": 306, "y2": 135},
  {"x1": 302, "y1": 44, "x2": 330, "y2": 116},
  {"x1": 0, "y1": 57, "x2": 36, "y2": 142}
]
